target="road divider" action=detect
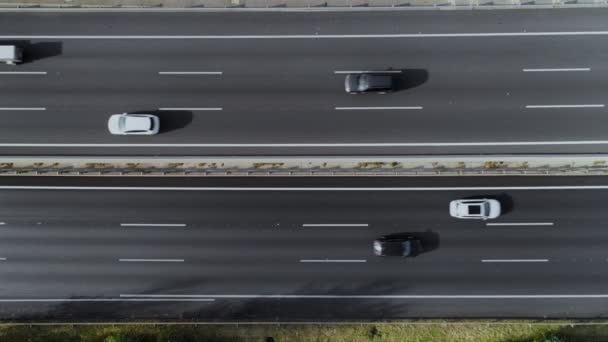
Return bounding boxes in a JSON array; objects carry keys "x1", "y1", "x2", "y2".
[
  {"x1": 158, "y1": 107, "x2": 222, "y2": 111},
  {"x1": 158, "y1": 71, "x2": 222, "y2": 75},
  {"x1": 120, "y1": 223, "x2": 186, "y2": 227},
  {"x1": 0, "y1": 1, "x2": 607, "y2": 10},
  {"x1": 522, "y1": 68, "x2": 590, "y2": 72},
  {"x1": 5, "y1": 154, "x2": 608, "y2": 177},
  {"x1": 335, "y1": 106, "x2": 423, "y2": 110},
  {"x1": 300, "y1": 259, "x2": 367, "y2": 263},
  {"x1": 120, "y1": 293, "x2": 608, "y2": 299},
  {"x1": 486, "y1": 222, "x2": 554, "y2": 226},
  {"x1": 525, "y1": 104, "x2": 604, "y2": 109},
  {"x1": 118, "y1": 259, "x2": 184, "y2": 262},
  {"x1": 334, "y1": 70, "x2": 403, "y2": 74},
  {"x1": 0, "y1": 107, "x2": 45, "y2": 111},
  {"x1": 302, "y1": 224, "x2": 369, "y2": 227},
  {"x1": 482, "y1": 259, "x2": 549, "y2": 263},
  {"x1": 0, "y1": 71, "x2": 47, "y2": 75},
  {"x1": 0, "y1": 298, "x2": 214, "y2": 302}
]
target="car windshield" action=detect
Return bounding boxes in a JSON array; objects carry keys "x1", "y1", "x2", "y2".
[
  {"x1": 401, "y1": 241, "x2": 411, "y2": 256},
  {"x1": 358, "y1": 74, "x2": 370, "y2": 91}
]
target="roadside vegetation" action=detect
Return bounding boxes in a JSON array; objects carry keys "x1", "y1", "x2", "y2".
[{"x1": 0, "y1": 322, "x2": 606, "y2": 342}]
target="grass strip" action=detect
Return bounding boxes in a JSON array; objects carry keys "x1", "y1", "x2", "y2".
[{"x1": 1, "y1": 321, "x2": 607, "y2": 342}]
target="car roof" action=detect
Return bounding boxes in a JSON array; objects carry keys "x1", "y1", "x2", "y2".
[{"x1": 123, "y1": 115, "x2": 152, "y2": 132}]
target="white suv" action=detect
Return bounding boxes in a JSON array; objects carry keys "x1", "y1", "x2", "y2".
[
  {"x1": 449, "y1": 199, "x2": 501, "y2": 220},
  {"x1": 108, "y1": 113, "x2": 160, "y2": 135}
]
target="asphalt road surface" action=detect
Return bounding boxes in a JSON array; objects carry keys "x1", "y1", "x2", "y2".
[
  {"x1": 1, "y1": 9, "x2": 608, "y2": 155},
  {"x1": 1, "y1": 175, "x2": 608, "y2": 320}
]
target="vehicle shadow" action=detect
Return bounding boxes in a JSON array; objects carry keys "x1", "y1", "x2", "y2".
[
  {"x1": 0, "y1": 40, "x2": 63, "y2": 64},
  {"x1": 132, "y1": 110, "x2": 194, "y2": 134},
  {"x1": 393, "y1": 68, "x2": 429, "y2": 92},
  {"x1": 24, "y1": 42, "x2": 63, "y2": 63}
]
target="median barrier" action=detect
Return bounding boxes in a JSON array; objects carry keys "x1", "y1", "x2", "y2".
[
  {"x1": 1, "y1": 155, "x2": 608, "y2": 176},
  {"x1": 1, "y1": 0, "x2": 608, "y2": 9}
]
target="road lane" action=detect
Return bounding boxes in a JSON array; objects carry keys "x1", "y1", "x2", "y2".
[
  {"x1": 1, "y1": 13, "x2": 608, "y2": 154},
  {"x1": 0, "y1": 176, "x2": 607, "y2": 319}
]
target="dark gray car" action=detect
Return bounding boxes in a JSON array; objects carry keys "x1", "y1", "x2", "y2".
[
  {"x1": 345, "y1": 73, "x2": 394, "y2": 94},
  {"x1": 373, "y1": 236, "x2": 423, "y2": 257}
]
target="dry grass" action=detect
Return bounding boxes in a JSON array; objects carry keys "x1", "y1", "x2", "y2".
[{"x1": 0, "y1": 321, "x2": 606, "y2": 342}]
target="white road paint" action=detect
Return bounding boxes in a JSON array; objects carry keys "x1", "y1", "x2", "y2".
[
  {"x1": 335, "y1": 106, "x2": 423, "y2": 110},
  {"x1": 158, "y1": 107, "x2": 222, "y2": 111},
  {"x1": 4, "y1": 140, "x2": 608, "y2": 147},
  {"x1": 526, "y1": 104, "x2": 604, "y2": 108},
  {"x1": 0, "y1": 107, "x2": 45, "y2": 111},
  {"x1": 4, "y1": 32, "x2": 608, "y2": 39},
  {"x1": 482, "y1": 259, "x2": 549, "y2": 263},
  {"x1": 302, "y1": 223, "x2": 369, "y2": 227},
  {"x1": 118, "y1": 259, "x2": 184, "y2": 262},
  {"x1": 120, "y1": 223, "x2": 186, "y2": 227},
  {"x1": 4, "y1": 185, "x2": 608, "y2": 191},
  {"x1": 121, "y1": 293, "x2": 608, "y2": 299},
  {"x1": 0, "y1": 71, "x2": 47, "y2": 75},
  {"x1": 334, "y1": 70, "x2": 403, "y2": 74},
  {"x1": 523, "y1": 68, "x2": 590, "y2": 72},
  {"x1": 300, "y1": 259, "x2": 367, "y2": 263},
  {"x1": 158, "y1": 71, "x2": 222, "y2": 75},
  {"x1": 0, "y1": 258, "x2": 6, "y2": 261},
  {"x1": 0, "y1": 222, "x2": 5, "y2": 225},
  {"x1": 0, "y1": 298, "x2": 214, "y2": 302},
  {"x1": 486, "y1": 222, "x2": 554, "y2": 226}
]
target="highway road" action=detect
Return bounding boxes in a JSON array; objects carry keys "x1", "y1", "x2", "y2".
[
  {"x1": 1, "y1": 9, "x2": 608, "y2": 155},
  {"x1": 1, "y1": 175, "x2": 608, "y2": 320}
]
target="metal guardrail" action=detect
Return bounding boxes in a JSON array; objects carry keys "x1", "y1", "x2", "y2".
[
  {"x1": 1, "y1": 0, "x2": 608, "y2": 9},
  {"x1": 4, "y1": 166, "x2": 608, "y2": 176}
]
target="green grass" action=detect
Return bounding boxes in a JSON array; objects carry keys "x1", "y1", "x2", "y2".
[{"x1": 1, "y1": 322, "x2": 608, "y2": 342}]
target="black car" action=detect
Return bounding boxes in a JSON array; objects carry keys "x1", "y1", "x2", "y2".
[
  {"x1": 345, "y1": 73, "x2": 394, "y2": 94},
  {"x1": 373, "y1": 236, "x2": 423, "y2": 257}
]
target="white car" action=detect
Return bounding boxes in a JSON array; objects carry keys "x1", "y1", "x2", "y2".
[
  {"x1": 107, "y1": 113, "x2": 160, "y2": 135},
  {"x1": 449, "y1": 199, "x2": 501, "y2": 220}
]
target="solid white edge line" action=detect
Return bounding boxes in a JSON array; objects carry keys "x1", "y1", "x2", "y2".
[
  {"x1": 0, "y1": 72, "x2": 47, "y2": 75},
  {"x1": 526, "y1": 104, "x2": 604, "y2": 108},
  {"x1": 158, "y1": 107, "x2": 223, "y2": 111},
  {"x1": 300, "y1": 259, "x2": 367, "y2": 263},
  {"x1": 0, "y1": 258, "x2": 6, "y2": 261},
  {"x1": 5, "y1": 32, "x2": 608, "y2": 39},
  {"x1": 0, "y1": 107, "x2": 45, "y2": 111},
  {"x1": 334, "y1": 70, "x2": 403, "y2": 74},
  {"x1": 158, "y1": 71, "x2": 222, "y2": 75},
  {"x1": 120, "y1": 293, "x2": 608, "y2": 299},
  {"x1": 335, "y1": 106, "x2": 423, "y2": 110},
  {"x1": 0, "y1": 298, "x2": 214, "y2": 302},
  {"x1": 523, "y1": 68, "x2": 590, "y2": 72},
  {"x1": 5, "y1": 185, "x2": 608, "y2": 191},
  {"x1": 6, "y1": 140, "x2": 608, "y2": 147},
  {"x1": 118, "y1": 259, "x2": 184, "y2": 262},
  {"x1": 302, "y1": 224, "x2": 369, "y2": 227},
  {"x1": 482, "y1": 259, "x2": 549, "y2": 263},
  {"x1": 120, "y1": 223, "x2": 186, "y2": 227},
  {"x1": 486, "y1": 222, "x2": 554, "y2": 226}
]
